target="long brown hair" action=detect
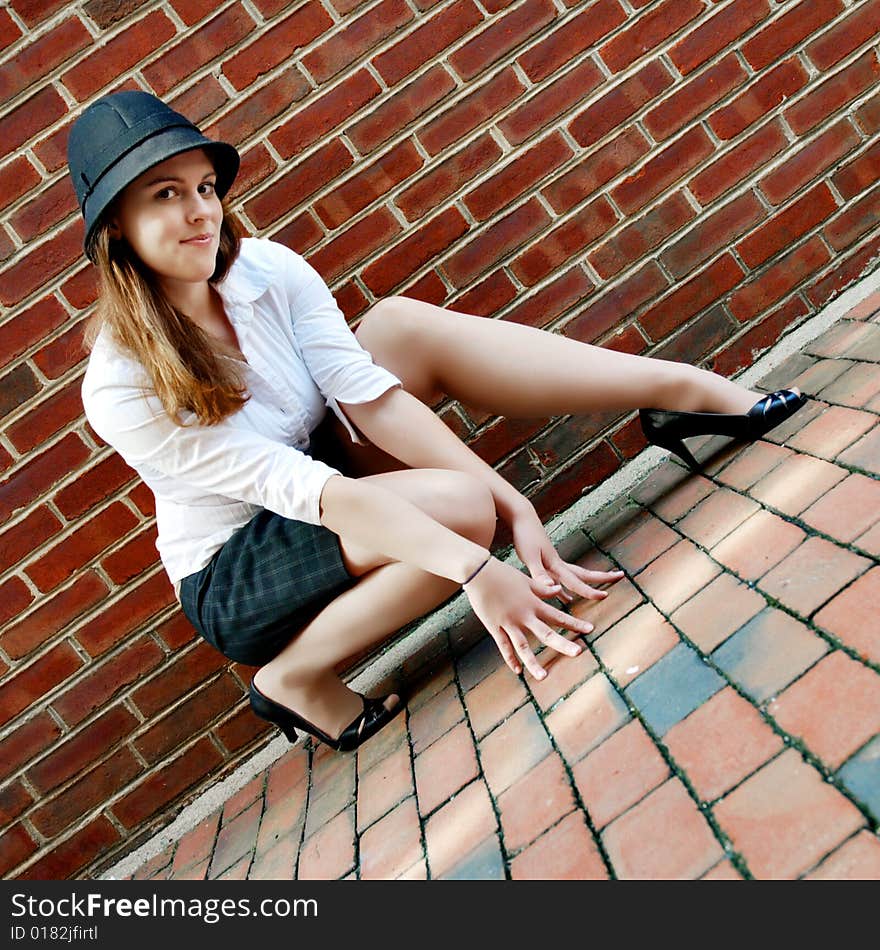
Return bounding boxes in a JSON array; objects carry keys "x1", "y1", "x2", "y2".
[{"x1": 86, "y1": 206, "x2": 248, "y2": 426}]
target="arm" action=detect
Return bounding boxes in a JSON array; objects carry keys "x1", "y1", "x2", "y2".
[
  {"x1": 82, "y1": 356, "x2": 340, "y2": 526},
  {"x1": 318, "y1": 472, "x2": 592, "y2": 680},
  {"x1": 318, "y1": 474, "x2": 489, "y2": 584},
  {"x1": 343, "y1": 386, "x2": 528, "y2": 522},
  {"x1": 341, "y1": 386, "x2": 624, "y2": 601}
]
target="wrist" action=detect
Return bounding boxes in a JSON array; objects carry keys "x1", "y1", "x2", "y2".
[
  {"x1": 458, "y1": 548, "x2": 491, "y2": 586},
  {"x1": 461, "y1": 554, "x2": 492, "y2": 586},
  {"x1": 496, "y1": 490, "x2": 534, "y2": 523}
]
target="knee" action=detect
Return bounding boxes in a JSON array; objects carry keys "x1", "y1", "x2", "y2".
[
  {"x1": 440, "y1": 471, "x2": 497, "y2": 548},
  {"x1": 356, "y1": 296, "x2": 424, "y2": 352},
  {"x1": 357, "y1": 298, "x2": 442, "y2": 404}
]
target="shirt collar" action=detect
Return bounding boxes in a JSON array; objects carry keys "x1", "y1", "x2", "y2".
[{"x1": 212, "y1": 237, "x2": 276, "y2": 307}]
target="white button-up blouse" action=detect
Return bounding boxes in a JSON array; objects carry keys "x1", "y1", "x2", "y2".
[{"x1": 81, "y1": 237, "x2": 402, "y2": 588}]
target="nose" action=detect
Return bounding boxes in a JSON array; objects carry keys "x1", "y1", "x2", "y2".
[{"x1": 185, "y1": 189, "x2": 215, "y2": 221}]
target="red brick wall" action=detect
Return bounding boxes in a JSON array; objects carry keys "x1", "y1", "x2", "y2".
[{"x1": 1, "y1": 0, "x2": 879, "y2": 879}]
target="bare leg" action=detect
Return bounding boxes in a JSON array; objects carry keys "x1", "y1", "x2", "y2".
[
  {"x1": 255, "y1": 297, "x2": 789, "y2": 740},
  {"x1": 355, "y1": 297, "x2": 785, "y2": 418},
  {"x1": 253, "y1": 468, "x2": 496, "y2": 740}
]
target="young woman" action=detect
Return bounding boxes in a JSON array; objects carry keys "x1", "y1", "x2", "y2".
[{"x1": 69, "y1": 91, "x2": 806, "y2": 753}]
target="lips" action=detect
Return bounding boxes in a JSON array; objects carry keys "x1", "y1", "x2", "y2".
[{"x1": 181, "y1": 233, "x2": 214, "y2": 245}]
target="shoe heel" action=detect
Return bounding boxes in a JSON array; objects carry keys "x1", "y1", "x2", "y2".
[
  {"x1": 640, "y1": 409, "x2": 707, "y2": 472},
  {"x1": 663, "y1": 437, "x2": 702, "y2": 473},
  {"x1": 248, "y1": 679, "x2": 338, "y2": 748}
]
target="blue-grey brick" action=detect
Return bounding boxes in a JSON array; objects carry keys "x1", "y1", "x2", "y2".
[
  {"x1": 837, "y1": 735, "x2": 880, "y2": 822},
  {"x1": 711, "y1": 608, "x2": 827, "y2": 703},
  {"x1": 439, "y1": 834, "x2": 506, "y2": 880},
  {"x1": 625, "y1": 643, "x2": 725, "y2": 736}
]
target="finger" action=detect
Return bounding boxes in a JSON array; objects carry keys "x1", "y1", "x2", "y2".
[
  {"x1": 540, "y1": 603, "x2": 595, "y2": 638},
  {"x1": 551, "y1": 564, "x2": 610, "y2": 601},
  {"x1": 529, "y1": 619, "x2": 582, "y2": 658},
  {"x1": 504, "y1": 625, "x2": 547, "y2": 681},
  {"x1": 538, "y1": 552, "x2": 602, "y2": 596},
  {"x1": 527, "y1": 566, "x2": 562, "y2": 597},
  {"x1": 574, "y1": 566, "x2": 626, "y2": 585},
  {"x1": 537, "y1": 551, "x2": 565, "y2": 589},
  {"x1": 490, "y1": 629, "x2": 522, "y2": 676},
  {"x1": 547, "y1": 629, "x2": 587, "y2": 658},
  {"x1": 530, "y1": 577, "x2": 564, "y2": 599},
  {"x1": 556, "y1": 561, "x2": 628, "y2": 600}
]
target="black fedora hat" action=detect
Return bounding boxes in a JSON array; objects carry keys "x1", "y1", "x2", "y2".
[{"x1": 67, "y1": 90, "x2": 240, "y2": 261}]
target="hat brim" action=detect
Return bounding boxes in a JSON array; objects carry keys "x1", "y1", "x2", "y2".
[{"x1": 83, "y1": 125, "x2": 239, "y2": 261}]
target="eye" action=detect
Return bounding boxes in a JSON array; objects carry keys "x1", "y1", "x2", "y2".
[
  {"x1": 199, "y1": 181, "x2": 217, "y2": 196},
  {"x1": 154, "y1": 186, "x2": 176, "y2": 200}
]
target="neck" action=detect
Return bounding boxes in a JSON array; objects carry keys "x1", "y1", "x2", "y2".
[{"x1": 159, "y1": 278, "x2": 217, "y2": 324}]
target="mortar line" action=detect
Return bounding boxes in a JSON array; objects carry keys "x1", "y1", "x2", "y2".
[{"x1": 587, "y1": 523, "x2": 880, "y2": 842}]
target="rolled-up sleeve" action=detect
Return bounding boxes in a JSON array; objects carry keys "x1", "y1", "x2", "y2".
[
  {"x1": 284, "y1": 255, "x2": 402, "y2": 441},
  {"x1": 82, "y1": 366, "x2": 341, "y2": 526}
]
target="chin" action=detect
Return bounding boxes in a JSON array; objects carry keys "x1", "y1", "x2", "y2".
[{"x1": 174, "y1": 256, "x2": 218, "y2": 281}]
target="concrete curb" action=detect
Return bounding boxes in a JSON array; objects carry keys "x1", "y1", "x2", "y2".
[{"x1": 101, "y1": 263, "x2": 880, "y2": 880}]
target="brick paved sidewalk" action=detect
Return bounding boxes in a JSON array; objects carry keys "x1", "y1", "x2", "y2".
[{"x1": 120, "y1": 294, "x2": 880, "y2": 882}]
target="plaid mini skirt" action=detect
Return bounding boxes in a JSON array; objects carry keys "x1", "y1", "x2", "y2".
[{"x1": 178, "y1": 507, "x2": 357, "y2": 667}]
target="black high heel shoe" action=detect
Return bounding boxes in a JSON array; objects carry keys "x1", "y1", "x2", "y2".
[
  {"x1": 639, "y1": 389, "x2": 807, "y2": 473},
  {"x1": 249, "y1": 680, "x2": 403, "y2": 752}
]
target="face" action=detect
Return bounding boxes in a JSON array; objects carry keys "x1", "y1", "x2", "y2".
[{"x1": 110, "y1": 148, "x2": 222, "y2": 296}]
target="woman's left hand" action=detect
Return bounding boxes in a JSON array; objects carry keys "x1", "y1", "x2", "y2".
[{"x1": 509, "y1": 501, "x2": 625, "y2": 604}]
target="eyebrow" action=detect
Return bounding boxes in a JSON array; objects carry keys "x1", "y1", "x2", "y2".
[{"x1": 142, "y1": 171, "x2": 216, "y2": 188}]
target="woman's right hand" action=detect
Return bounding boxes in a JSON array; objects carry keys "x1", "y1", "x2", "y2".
[{"x1": 462, "y1": 557, "x2": 595, "y2": 680}]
